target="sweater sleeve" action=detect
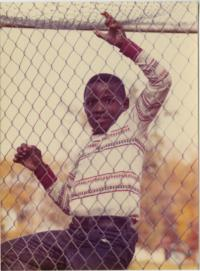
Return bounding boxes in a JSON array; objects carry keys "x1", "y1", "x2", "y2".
[
  {"x1": 33, "y1": 136, "x2": 88, "y2": 215},
  {"x1": 34, "y1": 163, "x2": 71, "y2": 215},
  {"x1": 119, "y1": 38, "x2": 172, "y2": 129}
]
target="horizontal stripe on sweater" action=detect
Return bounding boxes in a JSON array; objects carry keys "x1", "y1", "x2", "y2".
[
  {"x1": 74, "y1": 171, "x2": 139, "y2": 187},
  {"x1": 71, "y1": 185, "x2": 140, "y2": 200},
  {"x1": 80, "y1": 138, "x2": 145, "y2": 161}
]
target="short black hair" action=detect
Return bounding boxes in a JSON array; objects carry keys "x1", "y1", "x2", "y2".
[{"x1": 84, "y1": 73, "x2": 126, "y2": 100}]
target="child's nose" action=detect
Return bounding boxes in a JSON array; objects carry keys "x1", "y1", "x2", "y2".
[{"x1": 94, "y1": 101, "x2": 104, "y2": 113}]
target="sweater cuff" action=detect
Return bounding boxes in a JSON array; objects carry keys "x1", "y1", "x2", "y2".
[
  {"x1": 34, "y1": 163, "x2": 57, "y2": 189},
  {"x1": 119, "y1": 38, "x2": 143, "y2": 62}
]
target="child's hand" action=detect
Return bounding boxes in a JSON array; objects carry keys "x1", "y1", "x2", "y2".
[
  {"x1": 94, "y1": 12, "x2": 127, "y2": 48},
  {"x1": 13, "y1": 143, "x2": 43, "y2": 172}
]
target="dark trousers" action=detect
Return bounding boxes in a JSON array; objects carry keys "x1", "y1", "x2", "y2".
[{"x1": 1, "y1": 216, "x2": 138, "y2": 270}]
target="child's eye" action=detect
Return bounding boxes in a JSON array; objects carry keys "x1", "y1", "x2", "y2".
[
  {"x1": 103, "y1": 97, "x2": 113, "y2": 104},
  {"x1": 86, "y1": 99, "x2": 95, "y2": 107}
]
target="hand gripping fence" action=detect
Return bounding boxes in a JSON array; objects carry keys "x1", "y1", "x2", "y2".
[{"x1": 0, "y1": 2, "x2": 198, "y2": 270}]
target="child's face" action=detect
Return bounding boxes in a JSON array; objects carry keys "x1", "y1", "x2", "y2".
[{"x1": 84, "y1": 82, "x2": 129, "y2": 134}]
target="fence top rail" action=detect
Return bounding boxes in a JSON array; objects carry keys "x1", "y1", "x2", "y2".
[{"x1": 0, "y1": 16, "x2": 198, "y2": 34}]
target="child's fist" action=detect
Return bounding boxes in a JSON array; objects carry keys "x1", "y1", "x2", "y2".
[{"x1": 13, "y1": 143, "x2": 43, "y2": 172}]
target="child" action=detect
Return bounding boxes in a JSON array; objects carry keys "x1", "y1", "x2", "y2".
[{"x1": 1, "y1": 12, "x2": 171, "y2": 270}]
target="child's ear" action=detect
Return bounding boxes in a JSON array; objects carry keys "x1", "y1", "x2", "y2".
[{"x1": 123, "y1": 97, "x2": 129, "y2": 111}]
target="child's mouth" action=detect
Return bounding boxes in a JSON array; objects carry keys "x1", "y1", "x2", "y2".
[{"x1": 95, "y1": 117, "x2": 109, "y2": 124}]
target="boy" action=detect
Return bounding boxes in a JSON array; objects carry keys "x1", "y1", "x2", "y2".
[{"x1": 1, "y1": 12, "x2": 171, "y2": 270}]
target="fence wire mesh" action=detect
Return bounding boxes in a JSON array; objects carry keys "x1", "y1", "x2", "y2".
[{"x1": 0, "y1": 1, "x2": 199, "y2": 270}]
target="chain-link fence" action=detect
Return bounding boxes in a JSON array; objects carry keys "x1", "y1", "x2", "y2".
[{"x1": 0, "y1": 1, "x2": 198, "y2": 270}]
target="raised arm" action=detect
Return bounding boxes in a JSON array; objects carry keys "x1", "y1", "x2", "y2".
[
  {"x1": 13, "y1": 143, "x2": 71, "y2": 215},
  {"x1": 95, "y1": 12, "x2": 172, "y2": 128}
]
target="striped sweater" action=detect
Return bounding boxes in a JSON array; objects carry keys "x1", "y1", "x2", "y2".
[{"x1": 34, "y1": 39, "x2": 172, "y2": 219}]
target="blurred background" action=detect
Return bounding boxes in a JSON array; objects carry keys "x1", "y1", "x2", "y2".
[{"x1": 0, "y1": 1, "x2": 198, "y2": 269}]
